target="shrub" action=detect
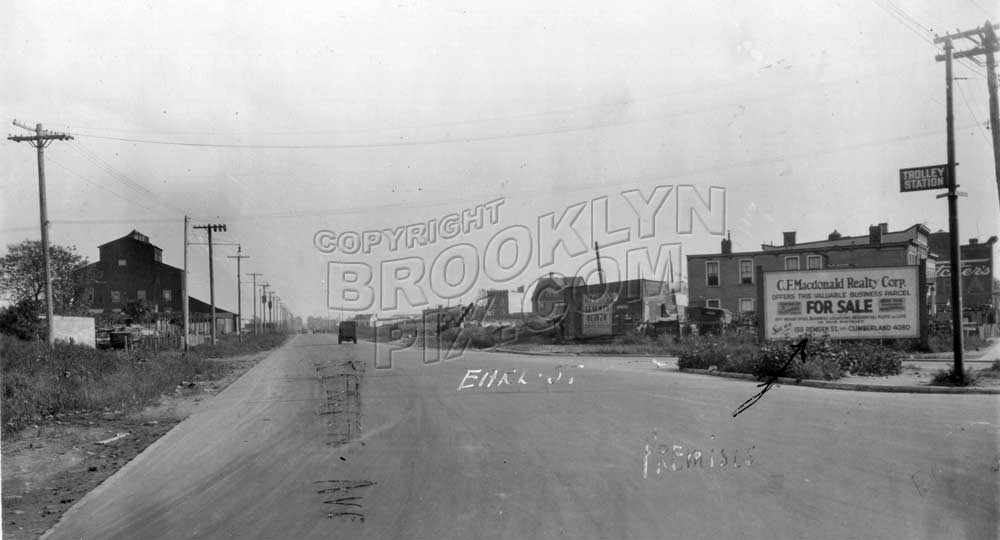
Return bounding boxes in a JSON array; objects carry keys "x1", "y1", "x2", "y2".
[
  {"x1": 676, "y1": 337, "x2": 729, "y2": 370},
  {"x1": 930, "y1": 368, "x2": 980, "y2": 386},
  {"x1": 676, "y1": 336, "x2": 902, "y2": 381},
  {"x1": 0, "y1": 298, "x2": 44, "y2": 340}
]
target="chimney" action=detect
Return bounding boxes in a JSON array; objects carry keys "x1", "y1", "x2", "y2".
[
  {"x1": 879, "y1": 222, "x2": 888, "y2": 234},
  {"x1": 721, "y1": 231, "x2": 732, "y2": 254},
  {"x1": 869, "y1": 225, "x2": 882, "y2": 245},
  {"x1": 783, "y1": 231, "x2": 796, "y2": 246},
  {"x1": 828, "y1": 229, "x2": 842, "y2": 240}
]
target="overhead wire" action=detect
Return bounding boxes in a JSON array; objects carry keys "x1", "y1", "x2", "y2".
[{"x1": 67, "y1": 140, "x2": 191, "y2": 217}]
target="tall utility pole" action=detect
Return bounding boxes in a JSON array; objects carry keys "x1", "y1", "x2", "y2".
[
  {"x1": 227, "y1": 246, "x2": 250, "y2": 341},
  {"x1": 193, "y1": 223, "x2": 227, "y2": 345},
  {"x1": 269, "y1": 293, "x2": 277, "y2": 333},
  {"x1": 934, "y1": 24, "x2": 1000, "y2": 377},
  {"x1": 267, "y1": 291, "x2": 281, "y2": 333},
  {"x1": 247, "y1": 273, "x2": 263, "y2": 335},
  {"x1": 936, "y1": 37, "x2": 966, "y2": 376},
  {"x1": 182, "y1": 216, "x2": 190, "y2": 351},
  {"x1": 7, "y1": 121, "x2": 73, "y2": 347},
  {"x1": 936, "y1": 22, "x2": 1000, "y2": 209},
  {"x1": 261, "y1": 283, "x2": 270, "y2": 333}
]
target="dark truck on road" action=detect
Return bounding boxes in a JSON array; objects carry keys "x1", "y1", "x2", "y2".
[{"x1": 338, "y1": 321, "x2": 357, "y2": 344}]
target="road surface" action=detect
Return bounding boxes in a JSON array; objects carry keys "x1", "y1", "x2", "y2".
[{"x1": 42, "y1": 334, "x2": 999, "y2": 539}]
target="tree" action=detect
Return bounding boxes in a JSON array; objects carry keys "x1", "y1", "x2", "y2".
[
  {"x1": 123, "y1": 299, "x2": 154, "y2": 324},
  {"x1": 0, "y1": 298, "x2": 44, "y2": 340},
  {"x1": 0, "y1": 240, "x2": 95, "y2": 315}
]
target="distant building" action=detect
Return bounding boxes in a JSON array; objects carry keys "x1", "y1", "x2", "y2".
[
  {"x1": 483, "y1": 289, "x2": 510, "y2": 319},
  {"x1": 687, "y1": 223, "x2": 935, "y2": 314},
  {"x1": 928, "y1": 232, "x2": 996, "y2": 323},
  {"x1": 561, "y1": 279, "x2": 676, "y2": 338},
  {"x1": 531, "y1": 274, "x2": 586, "y2": 319},
  {"x1": 83, "y1": 230, "x2": 236, "y2": 332},
  {"x1": 352, "y1": 313, "x2": 375, "y2": 327}
]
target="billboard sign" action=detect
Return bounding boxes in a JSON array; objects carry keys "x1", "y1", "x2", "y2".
[
  {"x1": 899, "y1": 164, "x2": 948, "y2": 192},
  {"x1": 581, "y1": 292, "x2": 617, "y2": 336},
  {"x1": 762, "y1": 266, "x2": 920, "y2": 340}
]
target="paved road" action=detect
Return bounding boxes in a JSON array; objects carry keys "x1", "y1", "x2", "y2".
[{"x1": 42, "y1": 334, "x2": 999, "y2": 539}]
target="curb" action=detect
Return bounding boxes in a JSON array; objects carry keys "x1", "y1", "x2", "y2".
[
  {"x1": 678, "y1": 368, "x2": 1000, "y2": 395},
  {"x1": 488, "y1": 348, "x2": 666, "y2": 358}
]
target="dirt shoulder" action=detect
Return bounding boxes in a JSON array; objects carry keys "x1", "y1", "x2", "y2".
[{"x1": 2, "y1": 351, "x2": 269, "y2": 540}]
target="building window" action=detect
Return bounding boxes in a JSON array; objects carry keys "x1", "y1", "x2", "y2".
[
  {"x1": 163, "y1": 289, "x2": 172, "y2": 301},
  {"x1": 739, "y1": 259, "x2": 754, "y2": 284},
  {"x1": 806, "y1": 255, "x2": 822, "y2": 270},
  {"x1": 706, "y1": 261, "x2": 720, "y2": 287},
  {"x1": 784, "y1": 256, "x2": 800, "y2": 270},
  {"x1": 111, "y1": 291, "x2": 121, "y2": 303},
  {"x1": 706, "y1": 299, "x2": 721, "y2": 308},
  {"x1": 137, "y1": 290, "x2": 146, "y2": 301},
  {"x1": 118, "y1": 259, "x2": 127, "y2": 267},
  {"x1": 739, "y1": 298, "x2": 755, "y2": 312},
  {"x1": 908, "y1": 251, "x2": 918, "y2": 265}
]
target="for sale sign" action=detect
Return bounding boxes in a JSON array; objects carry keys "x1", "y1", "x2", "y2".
[
  {"x1": 899, "y1": 164, "x2": 948, "y2": 192},
  {"x1": 762, "y1": 266, "x2": 920, "y2": 340}
]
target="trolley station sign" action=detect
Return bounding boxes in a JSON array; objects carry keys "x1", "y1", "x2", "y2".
[
  {"x1": 899, "y1": 164, "x2": 948, "y2": 192},
  {"x1": 761, "y1": 266, "x2": 921, "y2": 340}
]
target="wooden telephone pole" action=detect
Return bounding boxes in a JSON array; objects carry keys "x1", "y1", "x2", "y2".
[
  {"x1": 933, "y1": 23, "x2": 1000, "y2": 379},
  {"x1": 193, "y1": 223, "x2": 227, "y2": 345},
  {"x1": 246, "y1": 273, "x2": 263, "y2": 335},
  {"x1": 935, "y1": 22, "x2": 1000, "y2": 209},
  {"x1": 227, "y1": 246, "x2": 250, "y2": 341},
  {"x1": 7, "y1": 121, "x2": 73, "y2": 347}
]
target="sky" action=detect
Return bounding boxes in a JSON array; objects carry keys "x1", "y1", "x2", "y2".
[{"x1": 2, "y1": 0, "x2": 998, "y2": 320}]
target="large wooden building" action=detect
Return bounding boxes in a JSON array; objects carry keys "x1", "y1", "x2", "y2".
[{"x1": 84, "y1": 230, "x2": 236, "y2": 331}]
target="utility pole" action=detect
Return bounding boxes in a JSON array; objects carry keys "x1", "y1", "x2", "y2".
[
  {"x1": 935, "y1": 22, "x2": 1000, "y2": 209},
  {"x1": 182, "y1": 216, "x2": 190, "y2": 351},
  {"x1": 935, "y1": 37, "x2": 966, "y2": 377},
  {"x1": 272, "y1": 294, "x2": 279, "y2": 332},
  {"x1": 8, "y1": 121, "x2": 73, "y2": 347},
  {"x1": 193, "y1": 223, "x2": 227, "y2": 345},
  {"x1": 260, "y1": 283, "x2": 270, "y2": 333},
  {"x1": 227, "y1": 246, "x2": 250, "y2": 341},
  {"x1": 247, "y1": 273, "x2": 263, "y2": 335},
  {"x1": 269, "y1": 292, "x2": 277, "y2": 333}
]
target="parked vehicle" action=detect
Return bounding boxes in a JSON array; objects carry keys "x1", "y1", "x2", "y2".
[
  {"x1": 338, "y1": 321, "x2": 357, "y2": 344},
  {"x1": 109, "y1": 329, "x2": 142, "y2": 350},
  {"x1": 95, "y1": 328, "x2": 113, "y2": 350}
]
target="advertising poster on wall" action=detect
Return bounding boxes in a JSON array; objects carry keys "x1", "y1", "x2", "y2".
[
  {"x1": 762, "y1": 266, "x2": 920, "y2": 340},
  {"x1": 581, "y1": 292, "x2": 617, "y2": 336}
]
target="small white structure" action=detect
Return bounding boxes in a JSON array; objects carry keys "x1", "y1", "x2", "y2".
[{"x1": 52, "y1": 316, "x2": 96, "y2": 348}]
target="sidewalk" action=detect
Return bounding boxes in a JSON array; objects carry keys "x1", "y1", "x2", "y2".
[
  {"x1": 905, "y1": 338, "x2": 1000, "y2": 362},
  {"x1": 676, "y1": 356, "x2": 1000, "y2": 395}
]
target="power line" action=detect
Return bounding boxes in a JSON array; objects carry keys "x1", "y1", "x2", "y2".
[
  {"x1": 63, "y1": 58, "x2": 936, "y2": 150},
  {"x1": 871, "y1": 0, "x2": 988, "y2": 78},
  {"x1": 46, "y1": 157, "x2": 168, "y2": 217},
  {"x1": 66, "y1": 140, "x2": 191, "y2": 217}
]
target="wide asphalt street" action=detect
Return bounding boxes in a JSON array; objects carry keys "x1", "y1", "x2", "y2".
[{"x1": 42, "y1": 334, "x2": 999, "y2": 540}]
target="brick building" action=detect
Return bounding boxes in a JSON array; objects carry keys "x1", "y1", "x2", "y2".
[
  {"x1": 928, "y1": 232, "x2": 996, "y2": 323},
  {"x1": 687, "y1": 223, "x2": 934, "y2": 315}
]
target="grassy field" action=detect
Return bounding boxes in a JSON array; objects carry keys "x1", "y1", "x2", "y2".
[{"x1": 0, "y1": 333, "x2": 288, "y2": 437}]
